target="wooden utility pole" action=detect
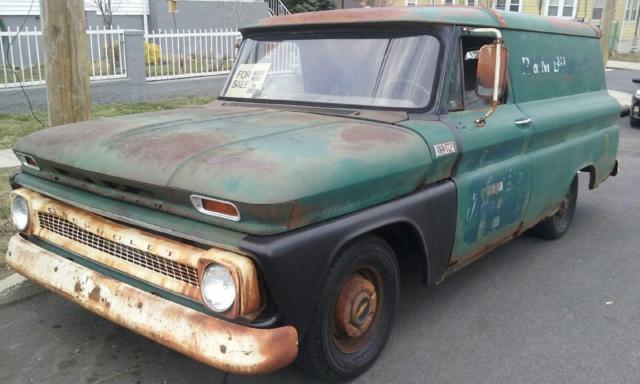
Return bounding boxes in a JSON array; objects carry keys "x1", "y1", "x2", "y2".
[
  {"x1": 600, "y1": 0, "x2": 616, "y2": 65},
  {"x1": 40, "y1": 0, "x2": 91, "y2": 126}
]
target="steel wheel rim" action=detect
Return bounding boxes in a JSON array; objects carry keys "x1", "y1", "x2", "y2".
[{"x1": 332, "y1": 267, "x2": 383, "y2": 354}]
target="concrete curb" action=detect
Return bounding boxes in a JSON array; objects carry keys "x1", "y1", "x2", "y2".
[
  {"x1": 0, "y1": 272, "x2": 45, "y2": 307},
  {"x1": 607, "y1": 60, "x2": 640, "y2": 71}
]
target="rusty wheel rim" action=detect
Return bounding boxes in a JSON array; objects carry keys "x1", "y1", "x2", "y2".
[{"x1": 332, "y1": 267, "x2": 382, "y2": 354}]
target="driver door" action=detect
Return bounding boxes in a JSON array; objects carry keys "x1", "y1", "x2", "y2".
[{"x1": 444, "y1": 33, "x2": 534, "y2": 268}]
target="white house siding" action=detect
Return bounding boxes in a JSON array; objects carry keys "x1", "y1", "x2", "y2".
[{"x1": 0, "y1": 0, "x2": 147, "y2": 16}]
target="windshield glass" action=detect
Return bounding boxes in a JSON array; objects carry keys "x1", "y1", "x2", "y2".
[{"x1": 222, "y1": 33, "x2": 440, "y2": 109}]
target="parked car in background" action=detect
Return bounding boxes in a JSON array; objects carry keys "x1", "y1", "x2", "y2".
[
  {"x1": 631, "y1": 78, "x2": 640, "y2": 127},
  {"x1": 6, "y1": 7, "x2": 619, "y2": 382}
]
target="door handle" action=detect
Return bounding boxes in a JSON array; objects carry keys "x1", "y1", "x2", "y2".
[{"x1": 514, "y1": 117, "x2": 533, "y2": 126}]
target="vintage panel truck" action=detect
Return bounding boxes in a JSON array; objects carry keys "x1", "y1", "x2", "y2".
[{"x1": 6, "y1": 6, "x2": 619, "y2": 381}]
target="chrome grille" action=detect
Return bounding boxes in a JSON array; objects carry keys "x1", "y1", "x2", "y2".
[{"x1": 37, "y1": 212, "x2": 199, "y2": 287}]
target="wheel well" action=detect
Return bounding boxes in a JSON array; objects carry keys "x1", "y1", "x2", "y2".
[
  {"x1": 370, "y1": 222, "x2": 428, "y2": 285},
  {"x1": 580, "y1": 165, "x2": 596, "y2": 189}
]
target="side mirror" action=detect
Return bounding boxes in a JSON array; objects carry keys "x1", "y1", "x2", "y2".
[
  {"x1": 633, "y1": 78, "x2": 640, "y2": 84},
  {"x1": 476, "y1": 43, "x2": 508, "y2": 103}
]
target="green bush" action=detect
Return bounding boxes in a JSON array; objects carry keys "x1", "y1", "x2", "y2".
[{"x1": 144, "y1": 42, "x2": 162, "y2": 64}]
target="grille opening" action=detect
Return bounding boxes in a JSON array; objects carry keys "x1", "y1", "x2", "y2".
[
  {"x1": 54, "y1": 168, "x2": 95, "y2": 185},
  {"x1": 37, "y1": 211, "x2": 199, "y2": 287},
  {"x1": 101, "y1": 179, "x2": 155, "y2": 198}
]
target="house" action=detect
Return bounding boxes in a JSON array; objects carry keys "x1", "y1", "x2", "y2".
[
  {"x1": 0, "y1": 0, "x2": 274, "y2": 32},
  {"x1": 338, "y1": 0, "x2": 640, "y2": 53}
]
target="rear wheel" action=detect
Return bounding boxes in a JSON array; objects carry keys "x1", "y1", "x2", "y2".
[
  {"x1": 531, "y1": 176, "x2": 578, "y2": 240},
  {"x1": 631, "y1": 115, "x2": 640, "y2": 127},
  {"x1": 297, "y1": 235, "x2": 399, "y2": 382}
]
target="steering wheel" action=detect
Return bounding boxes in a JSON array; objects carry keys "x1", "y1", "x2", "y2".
[{"x1": 378, "y1": 79, "x2": 430, "y2": 102}]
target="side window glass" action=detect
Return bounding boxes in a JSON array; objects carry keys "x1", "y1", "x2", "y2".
[
  {"x1": 447, "y1": 50, "x2": 463, "y2": 111},
  {"x1": 463, "y1": 49, "x2": 491, "y2": 110}
]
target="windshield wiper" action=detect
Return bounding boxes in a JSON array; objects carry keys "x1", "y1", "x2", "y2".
[{"x1": 371, "y1": 39, "x2": 394, "y2": 103}]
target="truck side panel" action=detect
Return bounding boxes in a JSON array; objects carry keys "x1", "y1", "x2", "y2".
[{"x1": 505, "y1": 30, "x2": 619, "y2": 226}]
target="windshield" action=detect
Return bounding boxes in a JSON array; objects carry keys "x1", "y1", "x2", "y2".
[{"x1": 222, "y1": 33, "x2": 440, "y2": 109}]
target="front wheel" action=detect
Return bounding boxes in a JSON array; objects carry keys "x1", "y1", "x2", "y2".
[
  {"x1": 297, "y1": 235, "x2": 400, "y2": 382},
  {"x1": 531, "y1": 176, "x2": 578, "y2": 240}
]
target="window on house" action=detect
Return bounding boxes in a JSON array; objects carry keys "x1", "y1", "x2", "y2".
[
  {"x1": 444, "y1": 0, "x2": 453, "y2": 5},
  {"x1": 494, "y1": 0, "x2": 520, "y2": 12},
  {"x1": 547, "y1": 0, "x2": 577, "y2": 18},
  {"x1": 467, "y1": 0, "x2": 476, "y2": 6},
  {"x1": 406, "y1": 0, "x2": 417, "y2": 6},
  {"x1": 592, "y1": 0, "x2": 604, "y2": 19},
  {"x1": 625, "y1": 0, "x2": 639, "y2": 20}
]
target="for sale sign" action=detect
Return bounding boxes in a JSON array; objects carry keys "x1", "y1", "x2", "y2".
[{"x1": 225, "y1": 63, "x2": 271, "y2": 98}]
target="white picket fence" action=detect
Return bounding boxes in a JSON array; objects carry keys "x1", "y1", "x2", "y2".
[
  {"x1": 87, "y1": 26, "x2": 127, "y2": 81},
  {"x1": 0, "y1": 26, "x2": 126, "y2": 88},
  {"x1": 1, "y1": 25, "x2": 300, "y2": 88},
  {"x1": 144, "y1": 29, "x2": 242, "y2": 81}
]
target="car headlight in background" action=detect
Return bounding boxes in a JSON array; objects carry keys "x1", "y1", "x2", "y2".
[
  {"x1": 11, "y1": 195, "x2": 30, "y2": 232},
  {"x1": 635, "y1": 89, "x2": 640, "y2": 98},
  {"x1": 201, "y1": 264, "x2": 237, "y2": 312}
]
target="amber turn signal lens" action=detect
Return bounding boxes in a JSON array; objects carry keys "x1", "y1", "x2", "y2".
[
  {"x1": 191, "y1": 195, "x2": 241, "y2": 221},
  {"x1": 202, "y1": 199, "x2": 239, "y2": 217}
]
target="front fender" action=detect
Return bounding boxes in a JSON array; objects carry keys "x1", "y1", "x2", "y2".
[{"x1": 240, "y1": 180, "x2": 457, "y2": 337}]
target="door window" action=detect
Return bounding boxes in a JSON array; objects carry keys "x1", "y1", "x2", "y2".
[{"x1": 447, "y1": 36, "x2": 496, "y2": 112}]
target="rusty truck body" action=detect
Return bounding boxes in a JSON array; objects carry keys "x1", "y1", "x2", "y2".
[{"x1": 6, "y1": 6, "x2": 619, "y2": 381}]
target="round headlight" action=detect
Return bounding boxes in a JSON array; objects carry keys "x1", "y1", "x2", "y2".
[
  {"x1": 11, "y1": 196, "x2": 29, "y2": 232},
  {"x1": 201, "y1": 264, "x2": 236, "y2": 312}
]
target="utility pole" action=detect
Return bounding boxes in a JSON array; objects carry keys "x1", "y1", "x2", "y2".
[
  {"x1": 40, "y1": 0, "x2": 91, "y2": 126},
  {"x1": 600, "y1": 0, "x2": 615, "y2": 65}
]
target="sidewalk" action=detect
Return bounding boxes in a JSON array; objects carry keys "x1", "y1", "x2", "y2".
[
  {"x1": 607, "y1": 60, "x2": 640, "y2": 71},
  {"x1": 0, "y1": 149, "x2": 19, "y2": 168}
]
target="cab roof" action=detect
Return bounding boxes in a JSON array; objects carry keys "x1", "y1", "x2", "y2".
[{"x1": 242, "y1": 6, "x2": 600, "y2": 38}]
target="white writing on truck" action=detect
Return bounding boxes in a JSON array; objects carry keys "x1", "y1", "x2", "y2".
[{"x1": 521, "y1": 56, "x2": 567, "y2": 76}]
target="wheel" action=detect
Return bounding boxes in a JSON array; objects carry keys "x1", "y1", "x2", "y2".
[
  {"x1": 531, "y1": 176, "x2": 578, "y2": 240},
  {"x1": 297, "y1": 235, "x2": 400, "y2": 382},
  {"x1": 631, "y1": 116, "x2": 640, "y2": 127}
]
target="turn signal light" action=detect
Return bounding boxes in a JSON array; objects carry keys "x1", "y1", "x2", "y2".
[{"x1": 191, "y1": 195, "x2": 241, "y2": 221}]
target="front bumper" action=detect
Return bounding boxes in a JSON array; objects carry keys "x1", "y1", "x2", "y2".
[{"x1": 5, "y1": 234, "x2": 298, "y2": 374}]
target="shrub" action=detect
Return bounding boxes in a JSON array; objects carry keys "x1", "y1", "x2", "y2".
[{"x1": 144, "y1": 42, "x2": 162, "y2": 64}]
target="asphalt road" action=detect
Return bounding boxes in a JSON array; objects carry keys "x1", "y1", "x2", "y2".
[
  {"x1": 1, "y1": 76, "x2": 639, "y2": 384},
  {"x1": 607, "y1": 68, "x2": 639, "y2": 94}
]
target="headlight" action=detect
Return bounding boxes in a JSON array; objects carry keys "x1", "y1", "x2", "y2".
[
  {"x1": 635, "y1": 89, "x2": 640, "y2": 98},
  {"x1": 11, "y1": 196, "x2": 30, "y2": 231},
  {"x1": 201, "y1": 264, "x2": 236, "y2": 312}
]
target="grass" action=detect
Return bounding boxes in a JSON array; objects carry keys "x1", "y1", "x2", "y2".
[
  {"x1": 610, "y1": 52, "x2": 640, "y2": 63},
  {"x1": 0, "y1": 167, "x2": 19, "y2": 280},
  {"x1": 0, "y1": 96, "x2": 215, "y2": 150}
]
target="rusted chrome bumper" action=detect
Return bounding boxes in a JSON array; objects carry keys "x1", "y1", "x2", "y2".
[{"x1": 5, "y1": 234, "x2": 298, "y2": 374}]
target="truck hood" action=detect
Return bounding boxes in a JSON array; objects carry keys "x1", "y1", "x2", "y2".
[{"x1": 14, "y1": 103, "x2": 433, "y2": 234}]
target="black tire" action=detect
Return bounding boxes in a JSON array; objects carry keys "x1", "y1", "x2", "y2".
[
  {"x1": 531, "y1": 176, "x2": 578, "y2": 240},
  {"x1": 297, "y1": 235, "x2": 400, "y2": 382},
  {"x1": 631, "y1": 116, "x2": 640, "y2": 127}
]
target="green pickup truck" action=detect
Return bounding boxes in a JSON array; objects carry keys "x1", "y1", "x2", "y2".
[{"x1": 6, "y1": 6, "x2": 619, "y2": 381}]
